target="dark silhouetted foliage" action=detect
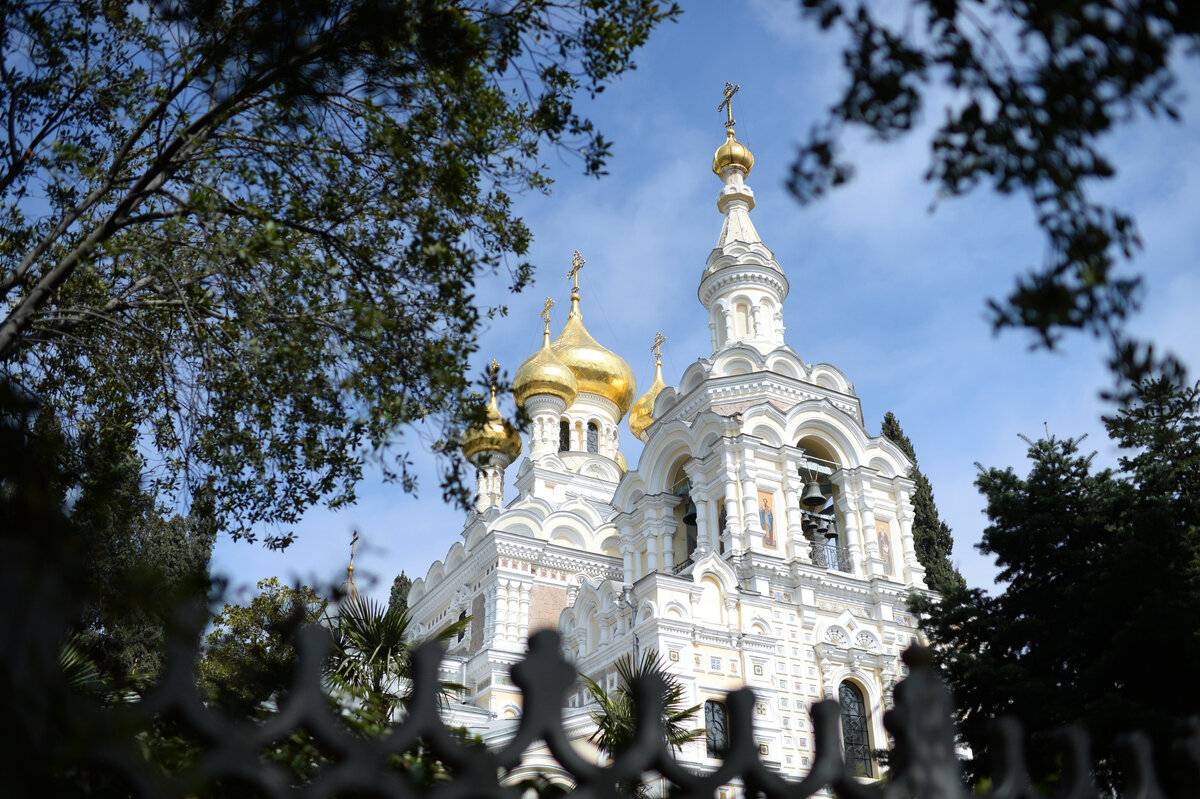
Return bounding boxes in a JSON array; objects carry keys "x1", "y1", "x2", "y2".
[
  {"x1": 911, "y1": 378, "x2": 1200, "y2": 789},
  {"x1": 793, "y1": 0, "x2": 1196, "y2": 391}
]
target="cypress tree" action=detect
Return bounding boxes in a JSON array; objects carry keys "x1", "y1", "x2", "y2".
[
  {"x1": 880, "y1": 412, "x2": 967, "y2": 593},
  {"x1": 388, "y1": 572, "x2": 412, "y2": 616}
]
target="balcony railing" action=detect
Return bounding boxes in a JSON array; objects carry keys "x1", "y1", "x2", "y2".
[{"x1": 810, "y1": 541, "x2": 852, "y2": 573}]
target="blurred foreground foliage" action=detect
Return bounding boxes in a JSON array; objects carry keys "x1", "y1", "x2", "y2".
[
  {"x1": 0, "y1": 0, "x2": 679, "y2": 547},
  {"x1": 794, "y1": 0, "x2": 1198, "y2": 392}
]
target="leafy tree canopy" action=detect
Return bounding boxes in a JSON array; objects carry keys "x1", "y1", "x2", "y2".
[
  {"x1": 793, "y1": 0, "x2": 1197, "y2": 389},
  {"x1": 911, "y1": 377, "x2": 1200, "y2": 788},
  {"x1": 58, "y1": 424, "x2": 214, "y2": 687},
  {"x1": 0, "y1": 0, "x2": 679, "y2": 547},
  {"x1": 880, "y1": 411, "x2": 965, "y2": 593},
  {"x1": 199, "y1": 576, "x2": 327, "y2": 715}
]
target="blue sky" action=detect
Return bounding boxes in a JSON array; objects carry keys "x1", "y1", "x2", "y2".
[{"x1": 210, "y1": 2, "x2": 1200, "y2": 605}]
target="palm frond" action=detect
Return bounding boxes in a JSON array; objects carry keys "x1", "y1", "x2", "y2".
[{"x1": 587, "y1": 650, "x2": 703, "y2": 755}]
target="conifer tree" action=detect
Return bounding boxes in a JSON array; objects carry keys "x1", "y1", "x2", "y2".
[
  {"x1": 880, "y1": 412, "x2": 966, "y2": 593},
  {"x1": 909, "y1": 378, "x2": 1200, "y2": 790},
  {"x1": 388, "y1": 572, "x2": 413, "y2": 616}
]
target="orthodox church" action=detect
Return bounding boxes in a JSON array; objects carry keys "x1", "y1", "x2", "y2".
[{"x1": 407, "y1": 95, "x2": 931, "y2": 780}]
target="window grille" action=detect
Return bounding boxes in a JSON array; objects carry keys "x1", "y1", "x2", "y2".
[
  {"x1": 704, "y1": 699, "x2": 728, "y2": 758},
  {"x1": 839, "y1": 681, "x2": 872, "y2": 777}
]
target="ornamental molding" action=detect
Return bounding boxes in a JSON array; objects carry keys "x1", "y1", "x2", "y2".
[
  {"x1": 698, "y1": 267, "x2": 788, "y2": 306},
  {"x1": 665, "y1": 377, "x2": 862, "y2": 430}
]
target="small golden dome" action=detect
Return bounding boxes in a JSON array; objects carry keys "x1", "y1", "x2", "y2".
[
  {"x1": 615, "y1": 450, "x2": 628, "y2": 473},
  {"x1": 629, "y1": 343, "x2": 667, "y2": 442},
  {"x1": 514, "y1": 323, "x2": 579, "y2": 408},
  {"x1": 712, "y1": 129, "x2": 754, "y2": 176},
  {"x1": 461, "y1": 382, "x2": 522, "y2": 465},
  {"x1": 552, "y1": 298, "x2": 637, "y2": 417}
]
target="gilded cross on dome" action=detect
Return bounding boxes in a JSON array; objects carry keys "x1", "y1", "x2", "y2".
[
  {"x1": 540, "y1": 297, "x2": 555, "y2": 326},
  {"x1": 651, "y1": 332, "x2": 666, "y2": 365},
  {"x1": 567, "y1": 250, "x2": 586, "y2": 289},
  {"x1": 487, "y1": 358, "x2": 500, "y2": 401},
  {"x1": 719, "y1": 82, "x2": 740, "y2": 132}
]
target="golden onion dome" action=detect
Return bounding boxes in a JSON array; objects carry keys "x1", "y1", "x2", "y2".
[
  {"x1": 628, "y1": 349, "x2": 666, "y2": 442},
  {"x1": 712, "y1": 128, "x2": 754, "y2": 176},
  {"x1": 461, "y1": 379, "x2": 522, "y2": 465},
  {"x1": 615, "y1": 450, "x2": 628, "y2": 473},
  {"x1": 513, "y1": 314, "x2": 579, "y2": 408},
  {"x1": 552, "y1": 293, "x2": 637, "y2": 417}
]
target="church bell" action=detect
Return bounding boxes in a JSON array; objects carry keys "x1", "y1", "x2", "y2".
[
  {"x1": 682, "y1": 496, "x2": 698, "y2": 528},
  {"x1": 801, "y1": 479, "x2": 826, "y2": 508}
]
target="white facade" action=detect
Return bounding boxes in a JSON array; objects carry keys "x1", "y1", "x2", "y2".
[{"x1": 409, "y1": 124, "x2": 932, "y2": 780}]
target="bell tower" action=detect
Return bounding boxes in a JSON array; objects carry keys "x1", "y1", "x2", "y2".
[{"x1": 699, "y1": 83, "x2": 789, "y2": 356}]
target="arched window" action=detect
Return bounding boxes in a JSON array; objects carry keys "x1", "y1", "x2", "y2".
[
  {"x1": 735, "y1": 303, "x2": 750, "y2": 337},
  {"x1": 839, "y1": 681, "x2": 872, "y2": 777},
  {"x1": 586, "y1": 422, "x2": 599, "y2": 453},
  {"x1": 704, "y1": 700, "x2": 728, "y2": 757},
  {"x1": 457, "y1": 611, "x2": 467, "y2": 643},
  {"x1": 559, "y1": 420, "x2": 570, "y2": 452}
]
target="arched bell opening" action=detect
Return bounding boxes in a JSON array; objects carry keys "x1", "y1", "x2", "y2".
[
  {"x1": 668, "y1": 459, "x2": 700, "y2": 571},
  {"x1": 795, "y1": 436, "x2": 849, "y2": 572}
]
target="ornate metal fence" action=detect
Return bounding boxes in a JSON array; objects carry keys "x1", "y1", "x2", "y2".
[{"x1": 25, "y1": 626, "x2": 1200, "y2": 799}]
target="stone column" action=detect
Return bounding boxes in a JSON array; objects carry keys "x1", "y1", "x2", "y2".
[
  {"x1": 662, "y1": 518, "x2": 677, "y2": 572},
  {"x1": 741, "y1": 469, "x2": 761, "y2": 539},
  {"x1": 722, "y1": 478, "x2": 741, "y2": 552},
  {"x1": 831, "y1": 473, "x2": 862, "y2": 576},
  {"x1": 783, "y1": 469, "x2": 809, "y2": 563},
  {"x1": 506, "y1": 578, "x2": 520, "y2": 641},
  {"x1": 518, "y1": 582, "x2": 531, "y2": 641},
  {"x1": 620, "y1": 541, "x2": 634, "y2": 584},
  {"x1": 646, "y1": 523, "x2": 660, "y2": 574},
  {"x1": 525, "y1": 395, "x2": 567, "y2": 458},
  {"x1": 684, "y1": 460, "x2": 710, "y2": 556},
  {"x1": 857, "y1": 484, "x2": 882, "y2": 577},
  {"x1": 693, "y1": 494, "x2": 711, "y2": 556},
  {"x1": 484, "y1": 591, "x2": 495, "y2": 648},
  {"x1": 494, "y1": 580, "x2": 508, "y2": 641},
  {"x1": 895, "y1": 485, "x2": 927, "y2": 588}
]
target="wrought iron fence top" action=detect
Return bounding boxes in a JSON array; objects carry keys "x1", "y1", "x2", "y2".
[{"x1": 36, "y1": 628, "x2": 1200, "y2": 799}]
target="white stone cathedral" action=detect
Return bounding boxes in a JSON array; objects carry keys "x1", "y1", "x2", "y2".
[{"x1": 408, "y1": 106, "x2": 931, "y2": 782}]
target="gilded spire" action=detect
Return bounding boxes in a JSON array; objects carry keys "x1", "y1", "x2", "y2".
[
  {"x1": 551, "y1": 250, "x2": 637, "y2": 416},
  {"x1": 567, "y1": 250, "x2": 585, "y2": 319},
  {"x1": 629, "y1": 333, "x2": 668, "y2": 442},
  {"x1": 344, "y1": 530, "x2": 361, "y2": 601},
  {"x1": 461, "y1": 359, "x2": 522, "y2": 462}
]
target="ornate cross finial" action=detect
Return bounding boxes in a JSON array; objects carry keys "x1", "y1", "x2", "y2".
[
  {"x1": 489, "y1": 358, "x2": 500, "y2": 381},
  {"x1": 567, "y1": 250, "x2": 586, "y2": 289},
  {"x1": 540, "y1": 296, "x2": 555, "y2": 327},
  {"x1": 651, "y1": 332, "x2": 666, "y2": 365},
  {"x1": 719, "y1": 82, "x2": 740, "y2": 132},
  {"x1": 345, "y1": 530, "x2": 360, "y2": 599}
]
